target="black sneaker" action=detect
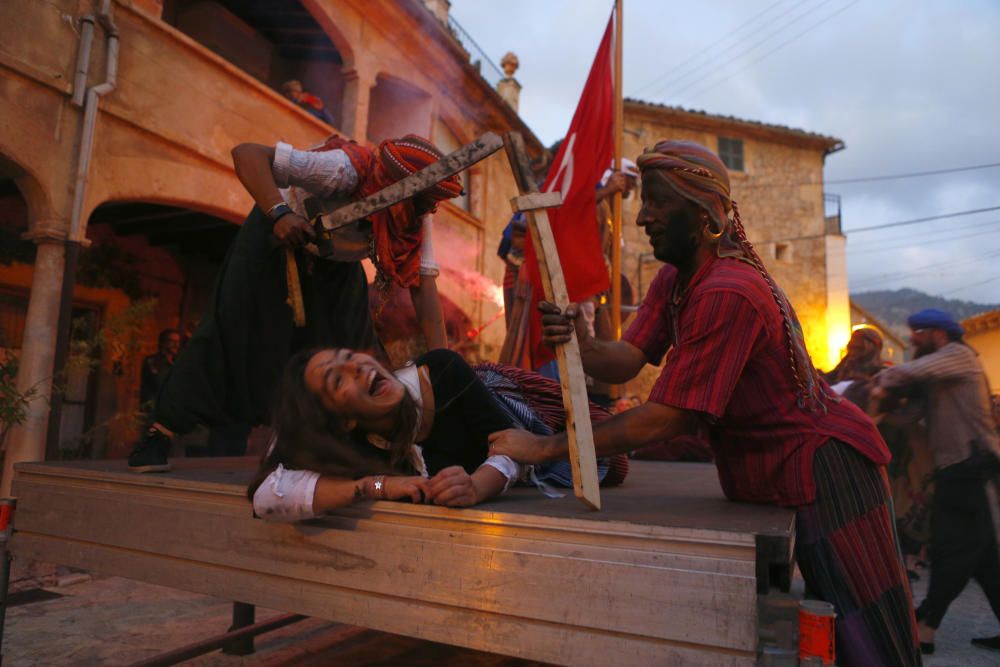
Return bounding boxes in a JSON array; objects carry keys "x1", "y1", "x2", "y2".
[
  {"x1": 972, "y1": 635, "x2": 1000, "y2": 651},
  {"x1": 127, "y1": 428, "x2": 172, "y2": 472}
]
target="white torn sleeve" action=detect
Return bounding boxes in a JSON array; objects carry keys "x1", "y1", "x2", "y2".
[
  {"x1": 418, "y1": 214, "x2": 440, "y2": 277},
  {"x1": 271, "y1": 142, "x2": 359, "y2": 199},
  {"x1": 253, "y1": 464, "x2": 321, "y2": 522},
  {"x1": 480, "y1": 454, "x2": 522, "y2": 493}
]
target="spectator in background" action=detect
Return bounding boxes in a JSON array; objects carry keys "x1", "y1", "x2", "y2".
[
  {"x1": 595, "y1": 158, "x2": 639, "y2": 246},
  {"x1": 825, "y1": 327, "x2": 889, "y2": 386},
  {"x1": 824, "y1": 326, "x2": 893, "y2": 412},
  {"x1": 281, "y1": 79, "x2": 334, "y2": 125},
  {"x1": 140, "y1": 329, "x2": 181, "y2": 409},
  {"x1": 497, "y1": 213, "x2": 527, "y2": 327},
  {"x1": 873, "y1": 308, "x2": 1000, "y2": 655}
]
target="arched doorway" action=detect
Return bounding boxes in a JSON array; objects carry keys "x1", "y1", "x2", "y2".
[{"x1": 18, "y1": 201, "x2": 240, "y2": 460}]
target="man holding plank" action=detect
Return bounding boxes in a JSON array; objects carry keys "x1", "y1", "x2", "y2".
[{"x1": 490, "y1": 140, "x2": 921, "y2": 667}]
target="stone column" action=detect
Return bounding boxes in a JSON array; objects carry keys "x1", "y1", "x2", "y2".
[
  {"x1": 2, "y1": 228, "x2": 66, "y2": 495},
  {"x1": 340, "y1": 68, "x2": 376, "y2": 142}
]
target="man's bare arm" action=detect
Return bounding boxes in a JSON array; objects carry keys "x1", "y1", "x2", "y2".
[
  {"x1": 489, "y1": 400, "x2": 697, "y2": 463},
  {"x1": 231, "y1": 142, "x2": 314, "y2": 246}
]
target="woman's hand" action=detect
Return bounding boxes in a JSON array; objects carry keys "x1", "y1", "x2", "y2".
[
  {"x1": 488, "y1": 429, "x2": 557, "y2": 464},
  {"x1": 382, "y1": 475, "x2": 431, "y2": 504},
  {"x1": 426, "y1": 466, "x2": 481, "y2": 507}
]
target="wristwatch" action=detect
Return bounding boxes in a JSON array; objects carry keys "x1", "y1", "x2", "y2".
[{"x1": 266, "y1": 202, "x2": 293, "y2": 222}]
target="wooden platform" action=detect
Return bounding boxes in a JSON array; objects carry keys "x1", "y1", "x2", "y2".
[{"x1": 9, "y1": 459, "x2": 794, "y2": 666}]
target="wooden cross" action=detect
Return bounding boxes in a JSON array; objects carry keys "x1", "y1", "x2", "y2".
[{"x1": 503, "y1": 132, "x2": 601, "y2": 511}]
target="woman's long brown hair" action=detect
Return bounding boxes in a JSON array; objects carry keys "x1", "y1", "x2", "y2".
[{"x1": 246, "y1": 348, "x2": 418, "y2": 502}]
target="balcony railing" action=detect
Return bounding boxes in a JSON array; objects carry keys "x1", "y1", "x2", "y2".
[
  {"x1": 824, "y1": 193, "x2": 842, "y2": 235},
  {"x1": 446, "y1": 14, "x2": 505, "y2": 89}
]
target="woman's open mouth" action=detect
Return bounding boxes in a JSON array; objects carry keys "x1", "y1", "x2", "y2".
[{"x1": 367, "y1": 368, "x2": 389, "y2": 397}]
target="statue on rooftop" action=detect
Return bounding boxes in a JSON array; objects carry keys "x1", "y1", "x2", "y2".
[{"x1": 497, "y1": 52, "x2": 521, "y2": 112}]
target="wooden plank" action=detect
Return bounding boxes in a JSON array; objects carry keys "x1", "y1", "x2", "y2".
[
  {"x1": 502, "y1": 131, "x2": 602, "y2": 510},
  {"x1": 284, "y1": 248, "x2": 306, "y2": 326},
  {"x1": 10, "y1": 479, "x2": 758, "y2": 649},
  {"x1": 510, "y1": 191, "x2": 563, "y2": 213},
  {"x1": 318, "y1": 132, "x2": 504, "y2": 233},
  {"x1": 11, "y1": 534, "x2": 755, "y2": 666}
]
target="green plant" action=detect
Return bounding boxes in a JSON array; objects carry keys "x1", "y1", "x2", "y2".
[
  {"x1": 55, "y1": 299, "x2": 158, "y2": 458},
  {"x1": 65, "y1": 299, "x2": 157, "y2": 378},
  {"x1": 0, "y1": 353, "x2": 37, "y2": 450}
]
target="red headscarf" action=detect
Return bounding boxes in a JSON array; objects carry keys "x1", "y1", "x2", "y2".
[{"x1": 312, "y1": 134, "x2": 463, "y2": 288}]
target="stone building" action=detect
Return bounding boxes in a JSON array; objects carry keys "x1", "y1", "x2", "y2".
[
  {"x1": 617, "y1": 99, "x2": 849, "y2": 400},
  {"x1": 0, "y1": 0, "x2": 543, "y2": 488},
  {"x1": 962, "y1": 309, "x2": 1000, "y2": 393}
]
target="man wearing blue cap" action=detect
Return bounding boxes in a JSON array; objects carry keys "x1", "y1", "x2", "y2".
[{"x1": 873, "y1": 308, "x2": 1000, "y2": 655}]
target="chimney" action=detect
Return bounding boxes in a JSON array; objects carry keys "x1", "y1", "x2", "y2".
[
  {"x1": 423, "y1": 0, "x2": 450, "y2": 25},
  {"x1": 497, "y1": 51, "x2": 521, "y2": 112}
]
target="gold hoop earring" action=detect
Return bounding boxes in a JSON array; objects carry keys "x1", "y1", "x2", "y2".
[{"x1": 703, "y1": 222, "x2": 724, "y2": 241}]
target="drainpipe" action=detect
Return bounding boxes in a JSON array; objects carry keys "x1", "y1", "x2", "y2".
[
  {"x1": 69, "y1": 0, "x2": 119, "y2": 243},
  {"x1": 71, "y1": 14, "x2": 96, "y2": 108},
  {"x1": 45, "y1": 0, "x2": 119, "y2": 459}
]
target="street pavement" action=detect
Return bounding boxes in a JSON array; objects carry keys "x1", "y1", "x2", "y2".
[
  {"x1": 2, "y1": 565, "x2": 544, "y2": 666},
  {"x1": 909, "y1": 567, "x2": 1000, "y2": 666}
]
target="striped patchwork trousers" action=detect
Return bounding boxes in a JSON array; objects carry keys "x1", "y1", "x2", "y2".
[{"x1": 795, "y1": 439, "x2": 922, "y2": 667}]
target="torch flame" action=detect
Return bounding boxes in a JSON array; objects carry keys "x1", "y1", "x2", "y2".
[{"x1": 487, "y1": 284, "x2": 504, "y2": 308}]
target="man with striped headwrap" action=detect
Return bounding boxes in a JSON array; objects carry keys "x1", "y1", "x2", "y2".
[
  {"x1": 126, "y1": 133, "x2": 462, "y2": 473},
  {"x1": 491, "y1": 140, "x2": 921, "y2": 666}
]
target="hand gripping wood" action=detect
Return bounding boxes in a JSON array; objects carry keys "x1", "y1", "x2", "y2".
[{"x1": 503, "y1": 131, "x2": 601, "y2": 510}]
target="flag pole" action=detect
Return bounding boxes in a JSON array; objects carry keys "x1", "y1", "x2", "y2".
[{"x1": 610, "y1": 0, "x2": 624, "y2": 395}]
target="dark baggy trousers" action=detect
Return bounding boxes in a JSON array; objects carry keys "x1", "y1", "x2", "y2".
[
  {"x1": 151, "y1": 206, "x2": 378, "y2": 435},
  {"x1": 916, "y1": 472, "x2": 1000, "y2": 629}
]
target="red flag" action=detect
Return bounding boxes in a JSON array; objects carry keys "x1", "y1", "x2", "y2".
[{"x1": 522, "y1": 11, "x2": 615, "y2": 368}]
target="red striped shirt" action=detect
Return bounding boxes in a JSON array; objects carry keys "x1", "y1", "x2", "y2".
[{"x1": 624, "y1": 257, "x2": 889, "y2": 507}]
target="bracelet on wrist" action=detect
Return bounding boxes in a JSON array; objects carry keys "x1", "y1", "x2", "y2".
[{"x1": 265, "y1": 202, "x2": 293, "y2": 222}]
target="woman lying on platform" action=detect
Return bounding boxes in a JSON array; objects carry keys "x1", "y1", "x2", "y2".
[{"x1": 247, "y1": 347, "x2": 627, "y2": 521}]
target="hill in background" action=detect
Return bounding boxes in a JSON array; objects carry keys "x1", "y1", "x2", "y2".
[{"x1": 852, "y1": 288, "x2": 1000, "y2": 340}]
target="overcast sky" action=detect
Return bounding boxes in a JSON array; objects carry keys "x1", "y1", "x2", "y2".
[{"x1": 450, "y1": 0, "x2": 1000, "y2": 305}]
